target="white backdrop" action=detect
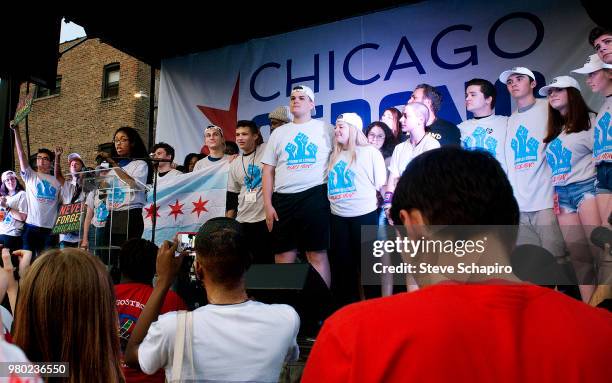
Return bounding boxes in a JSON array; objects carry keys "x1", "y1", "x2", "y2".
[{"x1": 156, "y1": 0, "x2": 599, "y2": 162}]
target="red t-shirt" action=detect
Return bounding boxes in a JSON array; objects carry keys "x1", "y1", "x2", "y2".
[
  {"x1": 115, "y1": 283, "x2": 187, "y2": 383},
  {"x1": 302, "y1": 282, "x2": 612, "y2": 383}
]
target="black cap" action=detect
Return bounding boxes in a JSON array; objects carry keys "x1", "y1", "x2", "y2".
[{"x1": 194, "y1": 217, "x2": 241, "y2": 249}]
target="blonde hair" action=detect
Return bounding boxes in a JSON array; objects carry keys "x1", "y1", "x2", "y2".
[
  {"x1": 328, "y1": 121, "x2": 370, "y2": 172},
  {"x1": 13, "y1": 249, "x2": 125, "y2": 383}
]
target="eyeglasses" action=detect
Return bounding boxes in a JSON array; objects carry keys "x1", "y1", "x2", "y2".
[
  {"x1": 368, "y1": 133, "x2": 385, "y2": 141},
  {"x1": 113, "y1": 138, "x2": 129, "y2": 144},
  {"x1": 36, "y1": 156, "x2": 51, "y2": 161}
]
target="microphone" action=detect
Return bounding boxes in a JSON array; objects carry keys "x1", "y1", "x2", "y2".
[{"x1": 591, "y1": 226, "x2": 612, "y2": 250}]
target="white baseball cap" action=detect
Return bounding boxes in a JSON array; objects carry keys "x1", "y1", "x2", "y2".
[
  {"x1": 538, "y1": 76, "x2": 581, "y2": 96},
  {"x1": 336, "y1": 113, "x2": 363, "y2": 131},
  {"x1": 291, "y1": 85, "x2": 315, "y2": 102},
  {"x1": 571, "y1": 54, "x2": 610, "y2": 74},
  {"x1": 1, "y1": 170, "x2": 17, "y2": 183},
  {"x1": 499, "y1": 67, "x2": 536, "y2": 84}
]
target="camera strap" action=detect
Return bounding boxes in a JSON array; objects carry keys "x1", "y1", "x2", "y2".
[{"x1": 171, "y1": 310, "x2": 195, "y2": 382}]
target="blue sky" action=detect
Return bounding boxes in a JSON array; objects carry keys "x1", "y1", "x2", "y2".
[{"x1": 60, "y1": 18, "x2": 86, "y2": 43}]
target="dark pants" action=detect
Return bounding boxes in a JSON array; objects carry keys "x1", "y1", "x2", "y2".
[
  {"x1": 329, "y1": 210, "x2": 378, "y2": 308},
  {"x1": 102, "y1": 208, "x2": 144, "y2": 272},
  {"x1": 88, "y1": 225, "x2": 108, "y2": 261},
  {"x1": 104, "y1": 208, "x2": 144, "y2": 248},
  {"x1": 0, "y1": 234, "x2": 23, "y2": 252},
  {"x1": 22, "y1": 224, "x2": 54, "y2": 260},
  {"x1": 241, "y1": 220, "x2": 274, "y2": 264}
]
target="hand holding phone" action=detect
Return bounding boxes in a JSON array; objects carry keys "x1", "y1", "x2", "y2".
[{"x1": 176, "y1": 232, "x2": 197, "y2": 254}]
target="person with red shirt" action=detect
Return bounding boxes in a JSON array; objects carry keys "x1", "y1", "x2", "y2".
[
  {"x1": 302, "y1": 148, "x2": 612, "y2": 383},
  {"x1": 115, "y1": 238, "x2": 186, "y2": 383}
]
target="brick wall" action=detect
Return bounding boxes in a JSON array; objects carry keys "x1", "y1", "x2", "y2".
[{"x1": 16, "y1": 38, "x2": 156, "y2": 172}]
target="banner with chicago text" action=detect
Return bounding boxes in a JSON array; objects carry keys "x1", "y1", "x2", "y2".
[
  {"x1": 142, "y1": 165, "x2": 228, "y2": 246},
  {"x1": 156, "y1": 0, "x2": 599, "y2": 163}
]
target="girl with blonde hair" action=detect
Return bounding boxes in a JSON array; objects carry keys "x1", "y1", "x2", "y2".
[{"x1": 327, "y1": 113, "x2": 387, "y2": 307}]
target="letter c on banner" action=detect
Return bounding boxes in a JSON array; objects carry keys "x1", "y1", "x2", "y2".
[
  {"x1": 343, "y1": 43, "x2": 381, "y2": 85},
  {"x1": 250, "y1": 62, "x2": 281, "y2": 102},
  {"x1": 488, "y1": 12, "x2": 544, "y2": 59}
]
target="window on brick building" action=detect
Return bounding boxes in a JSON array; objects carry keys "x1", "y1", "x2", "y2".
[
  {"x1": 35, "y1": 76, "x2": 62, "y2": 99},
  {"x1": 102, "y1": 64, "x2": 120, "y2": 99}
]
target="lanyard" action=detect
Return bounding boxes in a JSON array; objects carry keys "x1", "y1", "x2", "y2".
[{"x1": 241, "y1": 147, "x2": 257, "y2": 191}]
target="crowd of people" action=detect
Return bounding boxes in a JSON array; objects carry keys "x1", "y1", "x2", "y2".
[{"x1": 0, "y1": 25, "x2": 610, "y2": 382}]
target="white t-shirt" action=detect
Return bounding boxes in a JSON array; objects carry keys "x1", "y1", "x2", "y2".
[
  {"x1": 505, "y1": 99, "x2": 554, "y2": 212},
  {"x1": 85, "y1": 190, "x2": 108, "y2": 228},
  {"x1": 593, "y1": 96, "x2": 611, "y2": 165},
  {"x1": 228, "y1": 143, "x2": 266, "y2": 223},
  {"x1": 193, "y1": 155, "x2": 230, "y2": 172},
  {"x1": 20, "y1": 167, "x2": 61, "y2": 229},
  {"x1": 459, "y1": 114, "x2": 508, "y2": 173},
  {"x1": 261, "y1": 119, "x2": 334, "y2": 193},
  {"x1": 388, "y1": 135, "x2": 441, "y2": 178},
  {"x1": 138, "y1": 300, "x2": 300, "y2": 383},
  {"x1": 59, "y1": 179, "x2": 87, "y2": 243},
  {"x1": 328, "y1": 145, "x2": 387, "y2": 217},
  {"x1": 0, "y1": 338, "x2": 43, "y2": 383},
  {"x1": 545, "y1": 129, "x2": 596, "y2": 186},
  {"x1": 157, "y1": 168, "x2": 183, "y2": 185},
  {"x1": 0, "y1": 191, "x2": 27, "y2": 237},
  {"x1": 107, "y1": 160, "x2": 148, "y2": 211}
]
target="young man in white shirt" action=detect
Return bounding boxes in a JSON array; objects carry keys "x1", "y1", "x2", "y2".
[
  {"x1": 499, "y1": 67, "x2": 568, "y2": 266},
  {"x1": 458, "y1": 78, "x2": 508, "y2": 172},
  {"x1": 226, "y1": 120, "x2": 273, "y2": 263},
  {"x1": 262, "y1": 85, "x2": 334, "y2": 287},
  {"x1": 385, "y1": 101, "x2": 440, "y2": 208},
  {"x1": 151, "y1": 142, "x2": 183, "y2": 182},
  {"x1": 193, "y1": 125, "x2": 229, "y2": 171},
  {"x1": 125, "y1": 217, "x2": 299, "y2": 383},
  {"x1": 9, "y1": 121, "x2": 61, "y2": 259}
]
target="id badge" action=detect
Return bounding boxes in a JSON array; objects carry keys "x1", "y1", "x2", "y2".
[{"x1": 245, "y1": 190, "x2": 257, "y2": 203}]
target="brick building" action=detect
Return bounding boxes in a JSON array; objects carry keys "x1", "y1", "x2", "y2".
[{"x1": 15, "y1": 37, "x2": 157, "y2": 171}]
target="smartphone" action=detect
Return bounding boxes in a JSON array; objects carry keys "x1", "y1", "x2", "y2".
[{"x1": 176, "y1": 232, "x2": 197, "y2": 253}]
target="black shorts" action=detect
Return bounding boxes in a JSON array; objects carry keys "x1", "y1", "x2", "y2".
[{"x1": 272, "y1": 184, "x2": 330, "y2": 253}]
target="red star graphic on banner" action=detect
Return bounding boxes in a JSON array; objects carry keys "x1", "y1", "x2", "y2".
[
  {"x1": 197, "y1": 75, "x2": 240, "y2": 154},
  {"x1": 191, "y1": 196, "x2": 209, "y2": 218},
  {"x1": 168, "y1": 199, "x2": 185, "y2": 220},
  {"x1": 144, "y1": 203, "x2": 160, "y2": 221}
]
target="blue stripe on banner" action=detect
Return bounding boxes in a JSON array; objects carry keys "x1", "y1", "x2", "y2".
[
  {"x1": 143, "y1": 225, "x2": 203, "y2": 246},
  {"x1": 155, "y1": 171, "x2": 228, "y2": 200}
]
